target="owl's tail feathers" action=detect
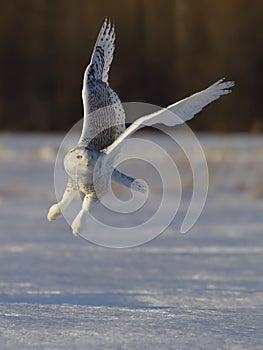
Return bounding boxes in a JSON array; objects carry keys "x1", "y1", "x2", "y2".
[{"x1": 112, "y1": 168, "x2": 147, "y2": 193}]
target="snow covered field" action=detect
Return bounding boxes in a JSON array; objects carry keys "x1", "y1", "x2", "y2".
[{"x1": 0, "y1": 133, "x2": 263, "y2": 349}]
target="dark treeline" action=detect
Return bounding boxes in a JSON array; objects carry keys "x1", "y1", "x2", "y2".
[{"x1": 0, "y1": 0, "x2": 263, "y2": 132}]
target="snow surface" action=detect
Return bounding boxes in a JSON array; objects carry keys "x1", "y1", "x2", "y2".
[{"x1": 0, "y1": 133, "x2": 263, "y2": 349}]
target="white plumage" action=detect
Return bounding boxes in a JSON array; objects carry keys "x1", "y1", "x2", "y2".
[
  {"x1": 105, "y1": 78, "x2": 234, "y2": 157},
  {"x1": 47, "y1": 18, "x2": 235, "y2": 236}
]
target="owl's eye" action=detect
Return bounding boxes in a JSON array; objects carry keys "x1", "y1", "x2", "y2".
[{"x1": 76, "y1": 155, "x2": 83, "y2": 160}]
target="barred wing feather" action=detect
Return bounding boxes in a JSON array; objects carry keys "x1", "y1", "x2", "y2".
[
  {"x1": 84, "y1": 18, "x2": 115, "y2": 84},
  {"x1": 79, "y1": 19, "x2": 125, "y2": 149}
]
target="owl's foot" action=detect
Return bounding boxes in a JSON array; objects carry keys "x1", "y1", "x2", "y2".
[
  {"x1": 71, "y1": 195, "x2": 92, "y2": 236},
  {"x1": 47, "y1": 204, "x2": 62, "y2": 221},
  {"x1": 71, "y1": 215, "x2": 83, "y2": 236},
  {"x1": 72, "y1": 227, "x2": 80, "y2": 237}
]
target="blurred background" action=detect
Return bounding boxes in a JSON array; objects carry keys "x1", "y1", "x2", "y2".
[{"x1": 0, "y1": 0, "x2": 263, "y2": 132}]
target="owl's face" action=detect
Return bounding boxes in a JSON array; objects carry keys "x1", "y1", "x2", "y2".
[{"x1": 64, "y1": 146, "x2": 98, "y2": 179}]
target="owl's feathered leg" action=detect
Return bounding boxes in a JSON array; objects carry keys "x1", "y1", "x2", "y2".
[
  {"x1": 47, "y1": 177, "x2": 78, "y2": 221},
  {"x1": 71, "y1": 194, "x2": 94, "y2": 236}
]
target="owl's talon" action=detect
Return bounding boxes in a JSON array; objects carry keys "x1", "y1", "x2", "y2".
[
  {"x1": 71, "y1": 218, "x2": 81, "y2": 236},
  {"x1": 72, "y1": 228, "x2": 79, "y2": 237},
  {"x1": 47, "y1": 204, "x2": 62, "y2": 221}
]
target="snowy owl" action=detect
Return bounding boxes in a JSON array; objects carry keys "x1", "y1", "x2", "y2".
[{"x1": 47, "y1": 18, "x2": 235, "y2": 236}]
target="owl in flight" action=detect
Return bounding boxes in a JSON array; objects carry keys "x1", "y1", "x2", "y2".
[{"x1": 47, "y1": 18, "x2": 234, "y2": 236}]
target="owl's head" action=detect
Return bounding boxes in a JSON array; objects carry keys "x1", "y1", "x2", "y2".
[{"x1": 64, "y1": 145, "x2": 98, "y2": 178}]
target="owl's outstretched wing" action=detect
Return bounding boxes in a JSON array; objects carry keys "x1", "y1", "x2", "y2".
[
  {"x1": 79, "y1": 19, "x2": 125, "y2": 150},
  {"x1": 105, "y1": 78, "x2": 235, "y2": 156},
  {"x1": 86, "y1": 17, "x2": 115, "y2": 85}
]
